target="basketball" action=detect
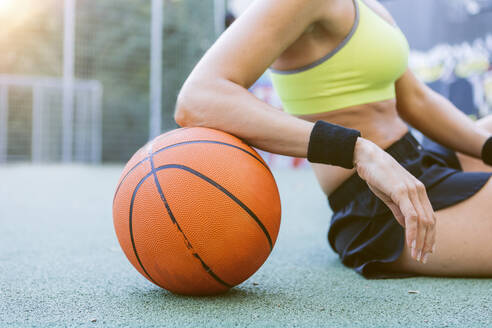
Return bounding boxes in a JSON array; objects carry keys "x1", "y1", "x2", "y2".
[{"x1": 112, "y1": 127, "x2": 281, "y2": 295}]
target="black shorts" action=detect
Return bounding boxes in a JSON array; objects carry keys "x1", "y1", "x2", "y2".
[{"x1": 327, "y1": 132, "x2": 492, "y2": 278}]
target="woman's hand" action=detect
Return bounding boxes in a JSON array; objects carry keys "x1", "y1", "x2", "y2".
[{"x1": 353, "y1": 138, "x2": 436, "y2": 264}]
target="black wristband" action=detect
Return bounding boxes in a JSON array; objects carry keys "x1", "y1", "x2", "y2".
[
  {"x1": 307, "y1": 120, "x2": 361, "y2": 169},
  {"x1": 482, "y1": 136, "x2": 492, "y2": 166}
]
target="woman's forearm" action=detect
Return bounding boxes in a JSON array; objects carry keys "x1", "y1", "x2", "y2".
[
  {"x1": 175, "y1": 77, "x2": 314, "y2": 157},
  {"x1": 400, "y1": 88, "x2": 490, "y2": 158},
  {"x1": 177, "y1": 77, "x2": 437, "y2": 262}
]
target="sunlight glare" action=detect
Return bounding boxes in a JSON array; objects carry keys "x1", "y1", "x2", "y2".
[{"x1": 0, "y1": 0, "x2": 16, "y2": 14}]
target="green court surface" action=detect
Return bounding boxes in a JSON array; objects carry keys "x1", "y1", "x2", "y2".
[{"x1": 0, "y1": 165, "x2": 491, "y2": 327}]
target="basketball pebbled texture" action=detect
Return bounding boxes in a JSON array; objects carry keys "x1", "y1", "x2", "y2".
[{"x1": 113, "y1": 127, "x2": 281, "y2": 295}]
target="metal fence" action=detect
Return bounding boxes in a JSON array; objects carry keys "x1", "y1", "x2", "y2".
[
  {"x1": 0, "y1": 0, "x2": 224, "y2": 163},
  {"x1": 0, "y1": 75, "x2": 102, "y2": 163}
]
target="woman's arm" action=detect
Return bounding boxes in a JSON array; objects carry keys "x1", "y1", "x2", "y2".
[
  {"x1": 395, "y1": 70, "x2": 491, "y2": 158},
  {"x1": 175, "y1": 0, "x2": 325, "y2": 156},
  {"x1": 175, "y1": 0, "x2": 436, "y2": 263}
]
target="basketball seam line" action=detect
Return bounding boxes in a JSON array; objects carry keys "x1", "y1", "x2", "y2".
[
  {"x1": 147, "y1": 146, "x2": 233, "y2": 288},
  {"x1": 128, "y1": 162, "x2": 275, "y2": 290},
  {"x1": 128, "y1": 160, "x2": 233, "y2": 289},
  {"x1": 113, "y1": 140, "x2": 269, "y2": 204},
  {"x1": 129, "y1": 169, "x2": 232, "y2": 289},
  {"x1": 128, "y1": 170, "x2": 165, "y2": 288},
  {"x1": 169, "y1": 164, "x2": 274, "y2": 250},
  {"x1": 150, "y1": 164, "x2": 274, "y2": 279}
]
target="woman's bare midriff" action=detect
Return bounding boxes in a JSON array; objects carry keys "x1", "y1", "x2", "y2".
[
  {"x1": 268, "y1": 0, "x2": 409, "y2": 196},
  {"x1": 297, "y1": 98, "x2": 409, "y2": 195}
]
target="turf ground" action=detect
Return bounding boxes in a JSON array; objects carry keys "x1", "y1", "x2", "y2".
[{"x1": 0, "y1": 165, "x2": 491, "y2": 327}]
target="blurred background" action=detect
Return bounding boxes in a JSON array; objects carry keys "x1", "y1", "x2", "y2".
[{"x1": 0, "y1": 0, "x2": 491, "y2": 166}]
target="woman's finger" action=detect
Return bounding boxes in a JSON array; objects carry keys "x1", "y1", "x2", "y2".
[
  {"x1": 418, "y1": 188, "x2": 436, "y2": 263},
  {"x1": 406, "y1": 182, "x2": 428, "y2": 262},
  {"x1": 421, "y1": 224, "x2": 435, "y2": 264},
  {"x1": 395, "y1": 192, "x2": 419, "y2": 259}
]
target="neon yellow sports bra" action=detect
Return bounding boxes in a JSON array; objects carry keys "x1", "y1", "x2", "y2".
[{"x1": 269, "y1": 0, "x2": 409, "y2": 115}]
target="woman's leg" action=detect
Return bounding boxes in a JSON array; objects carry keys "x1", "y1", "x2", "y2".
[
  {"x1": 384, "y1": 178, "x2": 492, "y2": 277},
  {"x1": 380, "y1": 116, "x2": 492, "y2": 278},
  {"x1": 383, "y1": 116, "x2": 492, "y2": 276},
  {"x1": 456, "y1": 116, "x2": 492, "y2": 172}
]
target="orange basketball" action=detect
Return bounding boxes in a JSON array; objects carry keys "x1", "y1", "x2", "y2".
[{"x1": 112, "y1": 127, "x2": 281, "y2": 295}]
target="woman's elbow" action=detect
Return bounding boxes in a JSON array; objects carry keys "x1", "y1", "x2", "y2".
[
  {"x1": 175, "y1": 77, "x2": 232, "y2": 129},
  {"x1": 174, "y1": 94, "x2": 193, "y2": 127},
  {"x1": 174, "y1": 82, "x2": 204, "y2": 127}
]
